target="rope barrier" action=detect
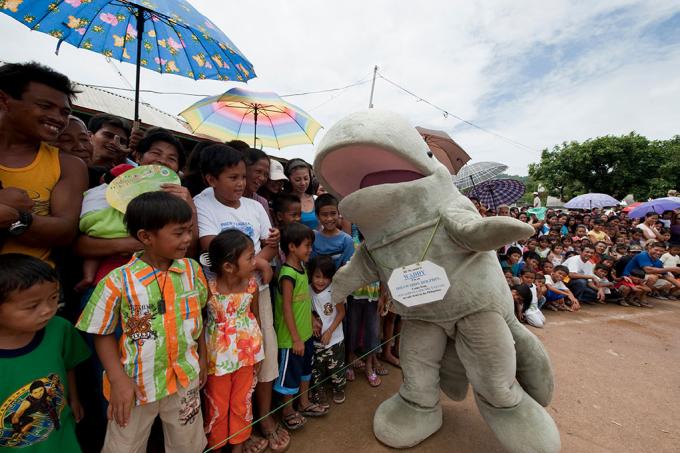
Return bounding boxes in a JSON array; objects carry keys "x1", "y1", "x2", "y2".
[{"x1": 203, "y1": 331, "x2": 401, "y2": 452}]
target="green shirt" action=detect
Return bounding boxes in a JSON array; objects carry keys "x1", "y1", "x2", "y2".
[
  {"x1": 274, "y1": 264, "x2": 313, "y2": 348},
  {"x1": 0, "y1": 316, "x2": 90, "y2": 452}
]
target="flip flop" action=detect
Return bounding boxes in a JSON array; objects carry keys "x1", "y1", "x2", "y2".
[
  {"x1": 381, "y1": 354, "x2": 401, "y2": 368},
  {"x1": 263, "y1": 424, "x2": 290, "y2": 453},
  {"x1": 243, "y1": 434, "x2": 269, "y2": 453},
  {"x1": 367, "y1": 371, "x2": 381, "y2": 387},
  {"x1": 352, "y1": 359, "x2": 366, "y2": 369},
  {"x1": 298, "y1": 402, "x2": 328, "y2": 417},
  {"x1": 345, "y1": 368, "x2": 355, "y2": 381},
  {"x1": 282, "y1": 412, "x2": 306, "y2": 431},
  {"x1": 374, "y1": 364, "x2": 389, "y2": 376}
]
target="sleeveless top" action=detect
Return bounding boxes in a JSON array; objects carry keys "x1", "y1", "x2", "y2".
[
  {"x1": 0, "y1": 143, "x2": 61, "y2": 261},
  {"x1": 205, "y1": 277, "x2": 264, "y2": 376}
]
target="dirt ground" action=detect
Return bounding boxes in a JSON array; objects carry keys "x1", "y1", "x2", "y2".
[{"x1": 282, "y1": 298, "x2": 680, "y2": 452}]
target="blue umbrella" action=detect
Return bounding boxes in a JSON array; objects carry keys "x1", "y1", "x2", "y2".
[
  {"x1": 627, "y1": 197, "x2": 680, "y2": 218},
  {"x1": 564, "y1": 193, "x2": 619, "y2": 210},
  {"x1": 468, "y1": 178, "x2": 525, "y2": 211},
  {"x1": 1, "y1": 0, "x2": 255, "y2": 120}
]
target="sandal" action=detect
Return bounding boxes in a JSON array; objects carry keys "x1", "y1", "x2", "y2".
[
  {"x1": 366, "y1": 371, "x2": 381, "y2": 387},
  {"x1": 298, "y1": 402, "x2": 328, "y2": 417},
  {"x1": 374, "y1": 363, "x2": 389, "y2": 376},
  {"x1": 263, "y1": 424, "x2": 290, "y2": 453},
  {"x1": 345, "y1": 368, "x2": 355, "y2": 381},
  {"x1": 282, "y1": 411, "x2": 306, "y2": 431},
  {"x1": 243, "y1": 434, "x2": 269, "y2": 453}
]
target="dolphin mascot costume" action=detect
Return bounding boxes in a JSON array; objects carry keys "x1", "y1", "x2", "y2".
[{"x1": 313, "y1": 110, "x2": 560, "y2": 452}]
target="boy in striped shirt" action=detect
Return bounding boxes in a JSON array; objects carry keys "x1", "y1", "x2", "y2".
[{"x1": 77, "y1": 192, "x2": 208, "y2": 453}]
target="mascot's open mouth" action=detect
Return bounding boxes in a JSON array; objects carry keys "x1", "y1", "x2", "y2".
[{"x1": 317, "y1": 144, "x2": 426, "y2": 198}]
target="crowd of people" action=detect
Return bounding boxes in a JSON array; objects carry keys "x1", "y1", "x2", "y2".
[
  {"x1": 468, "y1": 199, "x2": 680, "y2": 328},
  {"x1": 0, "y1": 61, "x2": 678, "y2": 453}
]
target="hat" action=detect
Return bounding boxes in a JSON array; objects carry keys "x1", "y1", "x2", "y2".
[
  {"x1": 629, "y1": 244, "x2": 643, "y2": 253},
  {"x1": 269, "y1": 159, "x2": 287, "y2": 181}
]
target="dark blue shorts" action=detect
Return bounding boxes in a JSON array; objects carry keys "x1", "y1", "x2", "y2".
[
  {"x1": 546, "y1": 290, "x2": 565, "y2": 302},
  {"x1": 273, "y1": 338, "x2": 315, "y2": 395}
]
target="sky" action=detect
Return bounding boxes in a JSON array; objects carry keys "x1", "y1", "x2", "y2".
[{"x1": 1, "y1": 0, "x2": 680, "y2": 175}]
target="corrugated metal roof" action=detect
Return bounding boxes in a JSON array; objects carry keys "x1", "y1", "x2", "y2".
[{"x1": 72, "y1": 83, "x2": 195, "y2": 136}]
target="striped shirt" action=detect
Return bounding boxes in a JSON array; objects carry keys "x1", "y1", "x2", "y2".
[{"x1": 76, "y1": 255, "x2": 208, "y2": 404}]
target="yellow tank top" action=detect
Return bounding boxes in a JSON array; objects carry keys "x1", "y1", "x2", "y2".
[{"x1": 0, "y1": 142, "x2": 61, "y2": 261}]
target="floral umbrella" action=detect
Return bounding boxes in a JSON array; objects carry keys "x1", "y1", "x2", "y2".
[
  {"x1": 1, "y1": 0, "x2": 255, "y2": 120},
  {"x1": 180, "y1": 87, "x2": 323, "y2": 149}
]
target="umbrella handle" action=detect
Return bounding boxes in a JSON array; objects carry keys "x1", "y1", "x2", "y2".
[{"x1": 133, "y1": 7, "x2": 147, "y2": 122}]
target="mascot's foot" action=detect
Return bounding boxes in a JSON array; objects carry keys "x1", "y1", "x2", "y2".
[
  {"x1": 475, "y1": 387, "x2": 561, "y2": 453},
  {"x1": 373, "y1": 393, "x2": 442, "y2": 448}
]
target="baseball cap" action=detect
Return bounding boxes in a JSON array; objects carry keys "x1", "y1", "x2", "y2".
[
  {"x1": 269, "y1": 159, "x2": 288, "y2": 181},
  {"x1": 629, "y1": 244, "x2": 643, "y2": 253}
]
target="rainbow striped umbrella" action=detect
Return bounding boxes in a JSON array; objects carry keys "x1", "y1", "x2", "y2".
[{"x1": 179, "y1": 87, "x2": 322, "y2": 149}]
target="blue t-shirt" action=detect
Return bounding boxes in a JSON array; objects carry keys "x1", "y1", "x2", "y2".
[
  {"x1": 623, "y1": 252, "x2": 663, "y2": 276},
  {"x1": 301, "y1": 209, "x2": 318, "y2": 230},
  {"x1": 312, "y1": 230, "x2": 355, "y2": 269}
]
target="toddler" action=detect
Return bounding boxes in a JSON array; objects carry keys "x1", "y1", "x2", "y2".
[
  {"x1": 308, "y1": 255, "x2": 347, "y2": 407},
  {"x1": 203, "y1": 230, "x2": 265, "y2": 452}
]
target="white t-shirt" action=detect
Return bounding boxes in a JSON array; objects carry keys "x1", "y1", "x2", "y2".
[
  {"x1": 545, "y1": 274, "x2": 568, "y2": 291},
  {"x1": 311, "y1": 285, "x2": 343, "y2": 348},
  {"x1": 661, "y1": 253, "x2": 679, "y2": 269},
  {"x1": 563, "y1": 255, "x2": 594, "y2": 276},
  {"x1": 194, "y1": 187, "x2": 271, "y2": 254}
]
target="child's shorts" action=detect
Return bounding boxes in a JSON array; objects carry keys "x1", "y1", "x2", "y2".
[
  {"x1": 545, "y1": 290, "x2": 565, "y2": 302},
  {"x1": 273, "y1": 338, "x2": 314, "y2": 395},
  {"x1": 101, "y1": 379, "x2": 205, "y2": 453}
]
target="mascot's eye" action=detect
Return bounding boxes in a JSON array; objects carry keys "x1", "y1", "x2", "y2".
[{"x1": 427, "y1": 151, "x2": 433, "y2": 158}]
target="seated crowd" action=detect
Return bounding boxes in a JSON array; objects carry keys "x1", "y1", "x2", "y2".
[
  {"x1": 469, "y1": 199, "x2": 680, "y2": 329},
  {"x1": 0, "y1": 62, "x2": 402, "y2": 453}
]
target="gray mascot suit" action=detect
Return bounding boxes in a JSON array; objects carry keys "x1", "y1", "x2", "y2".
[{"x1": 313, "y1": 110, "x2": 561, "y2": 452}]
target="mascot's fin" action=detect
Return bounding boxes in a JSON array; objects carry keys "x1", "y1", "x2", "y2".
[
  {"x1": 330, "y1": 245, "x2": 380, "y2": 306},
  {"x1": 441, "y1": 206, "x2": 536, "y2": 252}
]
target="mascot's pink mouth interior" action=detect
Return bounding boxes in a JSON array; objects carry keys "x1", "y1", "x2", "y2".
[{"x1": 320, "y1": 145, "x2": 424, "y2": 197}]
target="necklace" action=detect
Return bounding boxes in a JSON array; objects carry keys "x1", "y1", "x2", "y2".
[{"x1": 151, "y1": 267, "x2": 169, "y2": 315}]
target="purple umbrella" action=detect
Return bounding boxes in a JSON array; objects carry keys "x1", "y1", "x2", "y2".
[
  {"x1": 469, "y1": 179, "x2": 525, "y2": 211},
  {"x1": 564, "y1": 193, "x2": 619, "y2": 210},
  {"x1": 627, "y1": 197, "x2": 680, "y2": 218}
]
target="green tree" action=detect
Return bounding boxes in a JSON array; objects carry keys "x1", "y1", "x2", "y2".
[{"x1": 529, "y1": 132, "x2": 678, "y2": 200}]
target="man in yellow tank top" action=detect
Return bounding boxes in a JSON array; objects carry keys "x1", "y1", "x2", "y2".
[{"x1": 0, "y1": 62, "x2": 88, "y2": 263}]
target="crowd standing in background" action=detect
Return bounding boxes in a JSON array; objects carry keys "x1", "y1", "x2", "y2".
[{"x1": 0, "y1": 62, "x2": 678, "y2": 452}]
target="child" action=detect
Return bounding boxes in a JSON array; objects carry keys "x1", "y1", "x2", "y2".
[
  {"x1": 544, "y1": 265, "x2": 580, "y2": 311},
  {"x1": 519, "y1": 269, "x2": 545, "y2": 328},
  {"x1": 614, "y1": 269, "x2": 652, "y2": 307},
  {"x1": 308, "y1": 255, "x2": 347, "y2": 407},
  {"x1": 501, "y1": 247, "x2": 523, "y2": 277},
  {"x1": 274, "y1": 222, "x2": 327, "y2": 430},
  {"x1": 593, "y1": 264, "x2": 619, "y2": 304},
  {"x1": 535, "y1": 273, "x2": 547, "y2": 309},
  {"x1": 0, "y1": 254, "x2": 90, "y2": 451},
  {"x1": 522, "y1": 252, "x2": 541, "y2": 273},
  {"x1": 547, "y1": 243, "x2": 564, "y2": 266},
  {"x1": 203, "y1": 230, "x2": 265, "y2": 453},
  {"x1": 540, "y1": 261, "x2": 554, "y2": 277},
  {"x1": 561, "y1": 236, "x2": 574, "y2": 252},
  {"x1": 77, "y1": 192, "x2": 208, "y2": 452},
  {"x1": 272, "y1": 193, "x2": 302, "y2": 228},
  {"x1": 511, "y1": 285, "x2": 530, "y2": 322},
  {"x1": 310, "y1": 194, "x2": 354, "y2": 269},
  {"x1": 661, "y1": 244, "x2": 680, "y2": 278},
  {"x1": 535, "y1": 237, "x2": 551, "y2": 259}
]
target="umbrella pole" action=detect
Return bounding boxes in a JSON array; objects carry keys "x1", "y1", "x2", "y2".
[
  {"x1": 133, "y1": 7, "x2": 146, "y2": 122},
  {"x1": 253, "y1": 107, "x2": 258, "y2": 148}
]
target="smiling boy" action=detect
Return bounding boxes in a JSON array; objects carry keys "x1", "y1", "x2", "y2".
[
  {"x1": 0, "y1": 62, "x2": 88, "y2": 263},
  {"x1": 310, "y1": 194, "x2": 354, "y2": 269}
]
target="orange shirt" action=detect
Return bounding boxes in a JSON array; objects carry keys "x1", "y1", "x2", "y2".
[{"x1": 0, "y1": 142, "x2": 61, "y2": 261}]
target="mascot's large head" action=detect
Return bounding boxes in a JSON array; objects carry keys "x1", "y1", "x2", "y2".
[{"x1": 313, "y1": 110, "x2": 459, "y2": 235}]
